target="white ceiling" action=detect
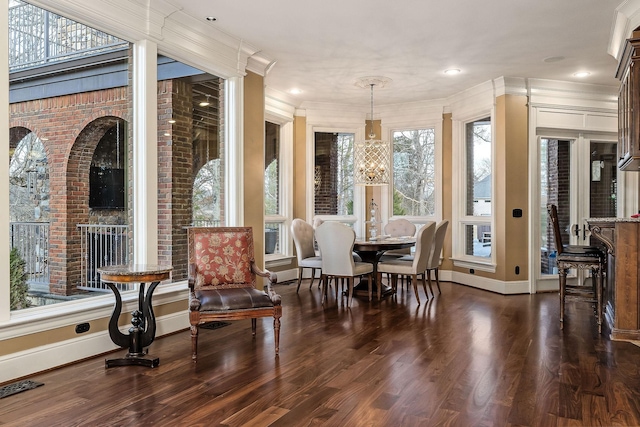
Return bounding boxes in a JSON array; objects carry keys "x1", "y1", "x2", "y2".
[{"x1": 173, "y1": 0, "x2": 622, "y2": 108}]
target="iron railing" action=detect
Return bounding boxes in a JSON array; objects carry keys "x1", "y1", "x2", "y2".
[
  {"x1": 78, "y1": 224, "x2": 129, "y2": 292},
  {"x1": 9, "y1": 0, "x2": 128, "y2": 71},
  {"x1": 10, "y1": 221, "x2": 49, "y2": 291}
]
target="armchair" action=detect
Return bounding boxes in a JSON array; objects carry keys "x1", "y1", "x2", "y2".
[{"x1": 187, "y1": 227, "x2": 282, "y2": 360}]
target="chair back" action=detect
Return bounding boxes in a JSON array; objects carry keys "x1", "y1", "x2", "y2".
[
  {"x1": 427, "y1": 220, "x2": 449, "y2": 269},
  {"x1": 315, "y1": 222, "x2": 356, "y2": 277},
  {"x1": 412, "y1": 222, "x2": 436, "y2": 272},
  {"x1": 187, "y1": 227, "x2": 256, "y2": 290},
  {"x1": 384, "y1": 218, "x2": 416, "y2": 237},
  {"x1": 547, "y1": 204, "x2": 565, "y2": 255},
  {"x1": 291, "y1": 218, "x2": 316, "y2": 262}
]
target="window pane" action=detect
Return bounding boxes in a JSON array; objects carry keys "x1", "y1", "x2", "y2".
[
  {"x1": 392, "y1": 128, "x2": 435, "y2": 216},
  {"x1": 465, "y1": 224, "x2": 491, "y2": 258},
  {"x1": 9, "y1": 1, "x2": 131, "y2": 310},
  {"x1": 265, "y1": 122, "x2": 280, "y2": 216},
  {"x1": 466, "y1": 117, "x2": 491, "y2": 216},
  {"x1": 314, "y1": 132, "x2": 354, "y2": 216}
]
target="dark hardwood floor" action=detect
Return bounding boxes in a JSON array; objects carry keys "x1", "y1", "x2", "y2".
[{"x1": 2, "y1": 279, "x2": 640, "y2": 426}]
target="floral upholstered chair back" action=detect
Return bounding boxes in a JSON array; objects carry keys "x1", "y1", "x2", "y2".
[{"x1": 188, "y1": 227, "x2": 256, "y2": 290}]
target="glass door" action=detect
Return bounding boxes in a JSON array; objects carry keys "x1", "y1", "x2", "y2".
[{"x1": 537, "y1": 135, "x2": 617, "y2": 290}]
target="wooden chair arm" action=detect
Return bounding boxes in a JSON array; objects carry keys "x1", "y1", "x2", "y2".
[
  {"x1": 251, "y1": 261, "x2": 280, "y2": 305},
  {"x1": 187, "y1": 263, "x2": 201, "y2": 310}
]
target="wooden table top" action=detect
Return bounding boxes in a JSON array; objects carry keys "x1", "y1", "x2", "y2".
[
  {"x1": 97, "y1": 264, "x2": 173, "y2": 283},
  {"x1": 353, "y1": 237, "x2": 415, "y2": 252}
]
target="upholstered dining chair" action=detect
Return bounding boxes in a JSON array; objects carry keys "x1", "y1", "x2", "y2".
[
  {"x1": 187, "y1": 226, "x2": 282, "y2": 360},
  {"x1": 383, "y1": 218, "x2": 417, "y2": 257},
  {"x1": 315, "y1": 221, "x2": 374, "y2": 307},
  {"x1": 291, "y1": 218, "x2": 323, "y2": 293},
  {"x1": 547, "y1": 204, "x2": 605, "y2": 333},
  {"x1": 377, "y1": 221, "x2": 436, "y2": 305},
  {"x1": 424, "y1": 220, "x2": 449, "y2": 295}
]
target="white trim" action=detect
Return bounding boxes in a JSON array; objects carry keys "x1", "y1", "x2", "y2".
[
  {"x1": 132, "y1": 39, "x2": 159, "y2": 264},
  {"x1": 0, "y1": 0, "x2": 9, "y2": 323},
  {"x1": 451, "y1": 258, "x2": 496, "y2": 273},
  {"x1": 450, "y1": 271, "x2": 529, "y2": 294},
  {"x1": 0, "y1": 309, "x2": 188, "y2": 384},
  {"x1": 1, "y1": 282, "x2": 188, "y2": 339},
  {"x1": 226, "y1": 77, "x2": 244, "y2": 226}
]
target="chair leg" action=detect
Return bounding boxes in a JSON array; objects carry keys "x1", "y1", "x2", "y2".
[
  {"x1": 425, "y1": 272, "x2": 434, "y2": 298},
  {"x1": 434, "y1": 268, "x2": 442, "y2": 294},
  {"x1": 273, "y1": 311, "x2": 281, "y2": 356},
  {"x1": 310, "y1": 268, "x2": 317, "y2": 289},
  {"x1": 190, "y1": 324, "x2": 199, "y2": 360},
  {"x1": 251, "y1": 318, "x2": 257, "y2": 336},
  {"x1": 296, "y1": 267, "x2": 304, "y2": 293},
  {"x1": 558, "y1": 264, "x2": 567, "y2": 329},
  {"x1": 320, "y1": 274, "x2": 328, "y2": 305},
  {"x1": 347, "y1": 277, "x2": 354, "y2": 307},
  {"x1": 411, "y1": 274, "x2": 420, "y2": 305},
  {"x1": 421, "y1": 273, "x2": 429, "y2": 300},
  {"x1": 596, "y1": 266, "x2": 603, "y2": 334}
]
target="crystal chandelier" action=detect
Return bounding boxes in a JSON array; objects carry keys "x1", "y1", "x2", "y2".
[{"x1": 354, "y1": 76, "x2": 391, "y2": 186}]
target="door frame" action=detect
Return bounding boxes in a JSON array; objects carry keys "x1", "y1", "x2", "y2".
[{"x1": 529, "y1": 130, "x2": 618, "y2": 293}]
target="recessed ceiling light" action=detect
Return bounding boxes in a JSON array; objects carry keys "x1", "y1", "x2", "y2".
[
  {"x1": 573, "y1": 71, "x2": 591, "y2": 78},
  {"x1": 289, "y1": 88, "x2": 302, "y2": 95},
  {"x1": 444, "y1": 69, "x2": 461, "y2": 75},
  {"x1": 205, "y1": 16, "x2": 217, "y2": 22},
  {"x1": 168, "y1": 119, "x2": 176, "y2": 124},
  {"x1": 199, "y1": 101, "x2": 210, "y2": 107},
  {"x1": 164, "y1": 133, "x2": 171, "y2": 137}
]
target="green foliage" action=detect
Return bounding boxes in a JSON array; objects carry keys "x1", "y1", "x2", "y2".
[
  {"x1": 10, "y1": 247, "x2": 30, "y2": 310},
  {"x1": 393, "y1": 189, "x2": 407, "y2": 216}
]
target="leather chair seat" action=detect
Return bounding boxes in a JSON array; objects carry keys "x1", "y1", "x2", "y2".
[{"x1": 195, "y1": 287, "x2": 276, "y2": 312}]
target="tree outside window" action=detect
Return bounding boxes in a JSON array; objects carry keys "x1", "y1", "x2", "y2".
[{"x1": 392, "y1": 128, "x2": 435, "y2": 216}]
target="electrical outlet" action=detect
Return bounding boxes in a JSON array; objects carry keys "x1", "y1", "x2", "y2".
[{"x1": 75, "y1": 323, "x2": 90, "y2": 334}]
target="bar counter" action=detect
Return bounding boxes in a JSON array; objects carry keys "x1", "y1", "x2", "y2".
[{"x1": 587, "y1": 217, "x2": 640, "y2": 341}]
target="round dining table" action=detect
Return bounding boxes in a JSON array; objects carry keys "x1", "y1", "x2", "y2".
[{"x1": 352, "y1": 236, "x2": 416, "y2": 297}]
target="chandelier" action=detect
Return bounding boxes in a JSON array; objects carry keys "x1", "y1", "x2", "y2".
[{"x1": 354, "y1": 76, "x2": 391, "y2": 186}]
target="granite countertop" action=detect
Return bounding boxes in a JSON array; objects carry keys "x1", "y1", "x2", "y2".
[{"x1": 586, "y1": 217, "x2": 640, "y2": 223}]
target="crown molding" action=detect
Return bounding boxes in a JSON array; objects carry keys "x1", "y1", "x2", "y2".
[{"x1": 609, "y1": 0, "x2": 640, "y2": 62}]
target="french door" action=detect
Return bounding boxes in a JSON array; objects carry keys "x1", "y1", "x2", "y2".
[{"x1": 535, "y1": 133, "x2": 617, "y2": 291}]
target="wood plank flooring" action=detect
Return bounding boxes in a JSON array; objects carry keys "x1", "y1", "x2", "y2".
[{"x1": 2, "y1": 279, "x2": 640, "y2": 426}]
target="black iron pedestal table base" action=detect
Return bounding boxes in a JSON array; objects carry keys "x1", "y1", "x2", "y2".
[{"x1": 98, "y1": 264, "x2": 172, "y2": 368}]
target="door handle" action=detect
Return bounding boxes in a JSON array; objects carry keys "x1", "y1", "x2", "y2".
[{"x1": 571, "y1": 223, "x2": 580, "y2": 238}]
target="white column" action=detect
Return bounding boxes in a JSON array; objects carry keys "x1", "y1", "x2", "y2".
[
  {"x1": 0, "y1": 0, "x2": 10, "y2": 321},
  {"x1": 225, "y1": 76, "x2": 244, "y2": 226},
  {"x1": 132, "y1": 40, "x2": 158, "y2": 264}
]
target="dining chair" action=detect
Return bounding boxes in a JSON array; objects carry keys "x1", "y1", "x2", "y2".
[
  {"x1": 547, "y1": 204, "x2": 605, "y2": 333},
  {"x1": 291, "y1": 218, "x2": 323, "y2": 293},
  {"x1": 383, "y1": 218, "x2": 417, "y2": 257},
  {"x1": 377, "y1": 221, "x2": 436, "y2": 305},
  {"x1": 315, "y1": 221, "x2": 374, "y2": 307},
  {"x1": 187, "y1": 227, "x2": 282, "y2": 360},
  {"x1": 425, "y1": 219, "x2": 449, "y2": 295}
]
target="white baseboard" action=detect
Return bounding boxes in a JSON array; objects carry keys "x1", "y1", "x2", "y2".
[
  {"x1": 0, "y1": 310, "x2": 188, "y2": 384},
  {"x1": 448, "y1": 271, "x2": 531, "y2": 294}
]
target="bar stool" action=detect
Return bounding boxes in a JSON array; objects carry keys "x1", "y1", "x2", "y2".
[{"x1": 547, "y1": 204, "x2": 605, "y2": 333}]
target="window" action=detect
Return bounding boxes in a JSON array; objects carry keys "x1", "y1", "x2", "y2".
[
  {"x1": 314, "y1": 132, "x2": 354, "y2": 216},
  {"x1": 392, "y1": 128, "x2": 436, "y2": 216},
  {"x1": 462, "y1": 116, "x2": 492, "y2": 259},
  {"x1": 8, "y1": 1, "x2": 132, "y2": 310},
  {"x1": 265, "y1": 121, "x2": 281, "y2": 255}
]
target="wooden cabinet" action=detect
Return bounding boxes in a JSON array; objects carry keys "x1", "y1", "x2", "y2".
[
  {"x1": 588, "y1": 218, "x2": 640, "y2": 341},
  {"x1": 617, "y1": 29, "x2": 640, "y2": 170}
]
